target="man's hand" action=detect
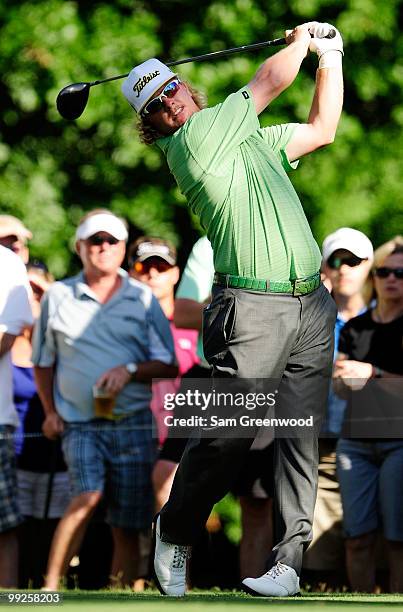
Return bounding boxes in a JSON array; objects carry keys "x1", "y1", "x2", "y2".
[
  {"x1": 333, "y1": 359, "x2": 373, "y2": 391},
  {"x1": 42, "y1": 413, "x2": 64, "y2": 440},
  {"x1": 96, "y1": 365, "x2": 131, "y2": 395},
  {"x1": 285, "y1": 23, "x2": 312, "y2": 50},
  {"x1": 309, "y1": 22, "x2": 343, "y2": 68}
]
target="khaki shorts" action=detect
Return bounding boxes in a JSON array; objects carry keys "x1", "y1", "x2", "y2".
[{"x1": 303, "y1": 440, "x2": 344, "y2": 570}]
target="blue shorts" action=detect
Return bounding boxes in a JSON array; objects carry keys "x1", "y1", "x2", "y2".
[
  {"x1": 337, "y1": 438, "x2": 403, "y2": 541},
  {"x1": 0, "y1": 426, "x2": 22, "y2": 532},
  {"x1": 62, "y1": 411, "x2": 156, "y2": 529}
]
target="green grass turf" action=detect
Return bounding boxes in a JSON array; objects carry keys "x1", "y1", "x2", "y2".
[{"x1": 3, "y1": 591, "x2": 403, "y2": 611}]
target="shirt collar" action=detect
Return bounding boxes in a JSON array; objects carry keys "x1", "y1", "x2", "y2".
[{"x1": 75, "y1": 268, "x2": 128, "y2": 301}]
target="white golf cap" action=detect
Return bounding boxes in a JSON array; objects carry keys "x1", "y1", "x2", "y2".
[
  {"x1": 322, "y1": 227, "x2": 374, "y2": 262},
  {"x1": 0, "y1": 215, "x2": 32, "y2": 240},
  {"x1": 121, "y1": 59, "x2": 177, "y2": 114},
  {"x1": 75, "y1": 213, "x2": 128, "y2": 242}
]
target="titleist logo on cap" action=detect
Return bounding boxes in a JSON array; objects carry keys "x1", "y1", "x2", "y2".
[
  {"x1": 122, "y1": 60, "x2": 176, "y2": 113},
  {"x1": 132, "y1": 71, "x2": 160, "y2": 98}
]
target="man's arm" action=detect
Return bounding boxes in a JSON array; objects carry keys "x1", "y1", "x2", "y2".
[
  {"x1": 96, "y1": 361, "x2": 179, "y2": 394},
  {"x1": 34, "y1": 365, "x2": 64, "y2": 439},
  {"x1": 285, "y1": 26, "x2": 344, "y2": 161},
  {"x1": 0, "y1": 332, "x2": 16, "y2": 357},
  {"x1": 174, "y1": 298, "x2": 209, "y2": 331},
  {"x1": 248, "y1": 25, "x2": 311, "y2": 115}
]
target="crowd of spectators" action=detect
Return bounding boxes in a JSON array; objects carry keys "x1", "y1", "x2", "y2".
[{"x1": 0, "y1": 212, "x2": 402, "y2": 592}]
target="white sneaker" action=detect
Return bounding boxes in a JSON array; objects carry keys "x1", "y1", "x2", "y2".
[
  {"x1": 242, "y1": 562, "x2": 300, "y2": 597},
  {"x1": 153, "y1": 515, "x2": 190, "y2": 597}
]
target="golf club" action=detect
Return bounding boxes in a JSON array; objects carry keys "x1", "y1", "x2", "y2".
[{"x1": 56, "y1": 29, "x2": 335, "y2": 120}]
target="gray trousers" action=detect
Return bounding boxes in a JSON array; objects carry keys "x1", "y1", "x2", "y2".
[{"x1": 160, "y1": 283, "x2": 336, "y2": 574}]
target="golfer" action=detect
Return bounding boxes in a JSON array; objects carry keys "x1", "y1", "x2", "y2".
[{"x1": 122, "y1": 21, "x2": 343, "y2": 597}]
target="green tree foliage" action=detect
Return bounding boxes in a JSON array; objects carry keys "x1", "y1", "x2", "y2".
[{"x1": 0, "y1": 0, "x2": 402, "y2": 275}]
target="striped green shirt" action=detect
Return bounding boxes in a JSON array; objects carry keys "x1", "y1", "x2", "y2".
[{"x1": 157, "y1": 87, "x2": 321, "y2": 280}]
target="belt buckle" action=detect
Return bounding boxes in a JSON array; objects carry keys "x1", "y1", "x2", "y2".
[{"x1": 293, "y1": 278, "x2": 305, "y2": 296}]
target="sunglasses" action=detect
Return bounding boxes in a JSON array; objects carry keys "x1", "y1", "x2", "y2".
[
  {"x1": 141, "y1": 79, "x2": 181, "y2": 116},
  {"x1": 133, "y1": 257, "x2": 173, "y2": 275},
  {"x1": 327, "y1": 254, "x2": 365, "y2": 270},
  {"x1": 88, "y1": 235, "x2": 119, "y2": 246},
  {"x1": 374, "y1": 267, "x2": 403, "y2": 280}
]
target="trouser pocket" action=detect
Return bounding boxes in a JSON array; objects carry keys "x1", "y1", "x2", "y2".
[{"x1": 202, "y1": 293, "x2": 236, "y2": 364}]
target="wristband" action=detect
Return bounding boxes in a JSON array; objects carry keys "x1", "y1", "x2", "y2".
[{"x1": 318, "y1": 50, "x2": 343, "y2": 69}]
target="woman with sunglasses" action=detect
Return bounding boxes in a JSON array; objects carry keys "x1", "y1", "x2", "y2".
[{"x1": 334, "y1": 243, "x2": 403, "y2": 592}]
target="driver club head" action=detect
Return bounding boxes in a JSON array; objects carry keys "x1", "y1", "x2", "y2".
[{"x1": 56, "y1": 82, "x2": 90, "y2": 120}]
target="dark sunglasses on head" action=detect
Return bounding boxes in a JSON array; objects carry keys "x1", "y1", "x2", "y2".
[
  {"x1": 374, "y1": 267, "x2": 403, "y2": 280},
  {"x1": 327, "y1": 254, "x2": 365, "y2": 270},
  {"x1": 133, "y1": 257, "x2": 173, "y2": 275},
  {"x1": 88, "y1": 235, "x2": 119, "y2": 246},
  {"x1": 141, "y1": 79, "x2": 181, "y2": 116}
]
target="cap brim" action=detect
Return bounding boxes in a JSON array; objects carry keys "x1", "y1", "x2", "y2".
[
  {"x1": 76, "y1": 214, "x2": 128, "y2": 242},
  {"x1": 0, "y1": 229, "x2": 32, "y2": 240},
  {"x1": 325, "y1": 241, "x2": 372, "y2": 260},
  {"x1": 136, "y1": 252, "x2": 176, "y2": 265}
]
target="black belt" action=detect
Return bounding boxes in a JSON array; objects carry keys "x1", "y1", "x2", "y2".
[{"x1": 213, "y1": 271, "x2": 321, "y2": 296}]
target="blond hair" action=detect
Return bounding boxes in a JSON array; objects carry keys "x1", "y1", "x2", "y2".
[{"x1": 373, "y1": 236, "x2": 403, "y2": 268}]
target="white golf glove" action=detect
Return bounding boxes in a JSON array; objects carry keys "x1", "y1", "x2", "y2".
[{"x1": 308, "y1": 22, "x2": 343, "y2": 68}]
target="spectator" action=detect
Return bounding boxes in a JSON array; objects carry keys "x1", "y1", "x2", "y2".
[
  {"x1": 0, "y1": 215, "x2": 31, "y2": 264},
  {"x1": 334, "y1": 241, "x2": 403, "y2": 592},
  {"x1": 128, "y1": 236, "x2": 199, "y2": 446},
  {"x1": 12, "y1": 261, "x2": 70, "y2": 588},
  {"x1": 0, "y1": 245, "x2": 33, "y2": 587},
  {"x1": 32, "y1": 209, "x2": 177, "y2": 590},
  {"x1": 304, "y1": 228, "x2": 373, "y2": 582}
]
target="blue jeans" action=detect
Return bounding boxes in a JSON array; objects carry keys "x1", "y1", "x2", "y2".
[{"x1": 337, "y1": 438, "x2": 403, "y2": 540}]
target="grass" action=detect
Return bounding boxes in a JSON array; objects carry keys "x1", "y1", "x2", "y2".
[{"x1": 2, "y1": 590, "x2": 403, "y2": 611}]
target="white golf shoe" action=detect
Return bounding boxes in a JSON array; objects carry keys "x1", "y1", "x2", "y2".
[
  {"x1": 153, "y1": 515, "x2": 190, "y2": 597},
  {"x1": 242, "y1": 562, "x2": 300, "y2": 597}
]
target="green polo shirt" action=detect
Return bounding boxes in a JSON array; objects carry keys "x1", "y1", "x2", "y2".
[{"x1": 157, "y1": 87, "x2": 321, "y2": 280}]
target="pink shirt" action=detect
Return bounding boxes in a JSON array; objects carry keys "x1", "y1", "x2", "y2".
[{"x1": 151, "y1": 321, "x2": 199, "y2": 445}]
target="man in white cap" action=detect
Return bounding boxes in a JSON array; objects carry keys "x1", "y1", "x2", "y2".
[
  {"x1": 303, "y1": 227, "x2": 373, "y2": 582},
  {"x1": 32, "y1": 209, "x2": 178, "y2": 589},
  {"x1": 322, "y1": 227, "x2": 374, "y2": 432},
  {"x1": 0, "y1": 215, "x2": 32, "y2": 264},
  {"x1": 122, "y1": 22, "x2": 344, "y2": 597}
]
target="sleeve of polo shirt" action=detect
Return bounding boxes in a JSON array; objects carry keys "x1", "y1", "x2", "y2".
[
  {"x1": 185, "y1": 86, "x2": 259, "y2": 173},
  {"x1": 176, "y1": 237, "x2": 214, "y2": 303},
  {"x1": 31, "y1": 291, "x2": 56, "y2": 367},
  {"x1": 0, "y1": 256, "x2": 33, "y2": 335},
  {"x1": 147, "y1": 296, "x2": 176, "y2": 365},
  {"x1": 257, "y1": 123, "x2": 300, "y2": 171}
]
